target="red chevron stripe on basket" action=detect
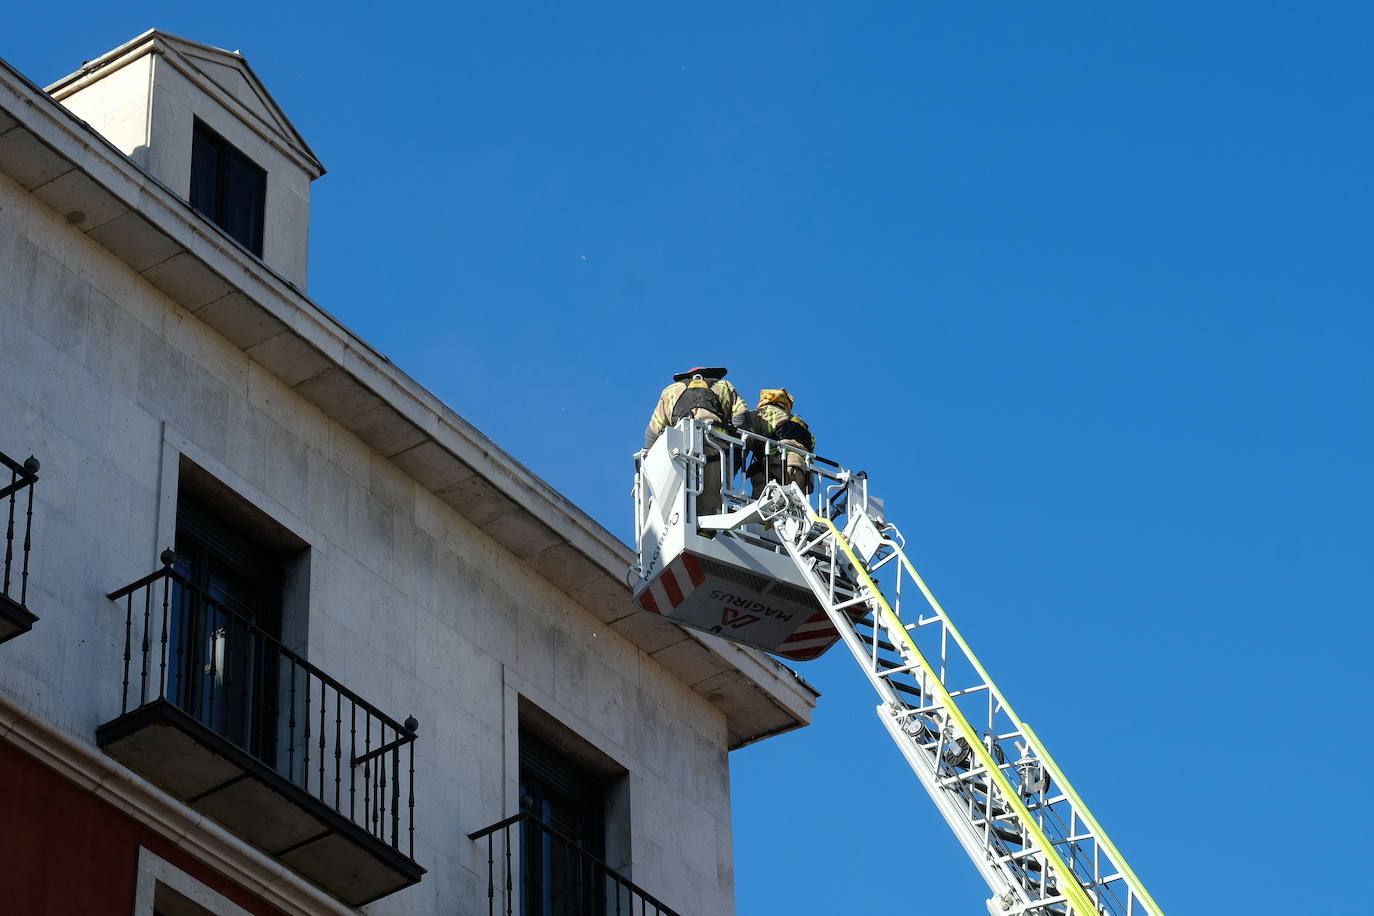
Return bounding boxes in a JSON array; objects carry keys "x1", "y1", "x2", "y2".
[
  {"x1": 637, "y1": 556, "x2": 699, "y2": 614},
  {"x1": 776, "y1": 612, "x2": 841, "y2": 661}
]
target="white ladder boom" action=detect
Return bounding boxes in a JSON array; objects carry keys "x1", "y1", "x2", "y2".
[{"x1": 733, "y1": 480, "x2": 1164, "y2": 916}]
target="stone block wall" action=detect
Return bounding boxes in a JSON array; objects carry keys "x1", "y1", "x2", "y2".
[{"x1": 0, "y1": 163, "x2": 735, "y2": 915}]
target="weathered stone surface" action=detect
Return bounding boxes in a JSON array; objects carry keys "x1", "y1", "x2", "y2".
[
  {"x1": 86, "y1": 210, "x2": 181, "y2": 272},
  {"x1": 31, "y1": 168, "x2": 128, "y2": 231},
  {"x1": 391, "y1": 440, "x2": 475, "y2": 493},
  {"x1": 196, "y1": 292, "x2": 289, "y2": 349},
  {"x1": 245, "y1": 332, "x2": 332, "y2": 387},
  {"x1": 0, "y1": 126, "x2": 72, "y2": 190},
  {"x1": 481, "y1": 511, "x2": 563, "y2": 561}
]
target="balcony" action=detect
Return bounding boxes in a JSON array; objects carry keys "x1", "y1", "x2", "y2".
[
  {"x1": 0, "y1": 451, "x2": 39, "y2": 645},
  {"x1": 469, "y1": 813, "x2": 680, "y2": 916},
  {"x1": 97, "y1": 552, "x2": 425, "y2": 906}
]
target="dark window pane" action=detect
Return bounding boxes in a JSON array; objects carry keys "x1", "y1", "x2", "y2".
[
  {"x1": 188, "y1": 121, "x2": 266, "y2": 257},
  {"x1": 223, "y1": 150, "x2": 265, "y2": 254},
  {"x1": 520, "y1": 736, "x2": 606, "y2": 916},
  {"x1": 170, "y1": 495, "x2": 283, "y2": 760},
  {"x1": 189, "y1": 130, "x2": 220, "y2": 218}
]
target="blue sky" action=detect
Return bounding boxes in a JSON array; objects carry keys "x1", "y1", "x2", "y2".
[{"x1": 9, "y1": 4, "x2": 1373, "y2": 913}]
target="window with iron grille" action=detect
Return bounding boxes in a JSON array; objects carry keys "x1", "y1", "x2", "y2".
[
  {"x1": 520, "y1": 734, "x2": 607, "y2": 916},
  {"x1": 169, "y1": 495, "x2": 285, "y2": 761},
  {"x1": 189, "y1": 119, "x2": 266, "y2": 256}
]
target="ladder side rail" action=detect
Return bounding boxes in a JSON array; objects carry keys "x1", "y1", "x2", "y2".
[
  {"x1": 807, "y1": 512, "x2": 1106, "y2": 916},
  {"x1": 859, "y1": 524, "x2": 1134, "y2": 913},
  {"x1": 883, "y1": 554, "x2": 1137, "y2": 916},
  {"x1": 775, "y1": 521, "x2": 1023, "y2": 883},
  {"x1": 875, "y1": 708, "x2": 1018, "y2": 898},
  {"x1": 1022, "y1": 723, "x2": 1165, "y2": 916},
  {"x1": 773, "y1": 522, "x2": 1025, "y2": 907},
  {"x1": 776, "y1": 510, "x2": 1095, "y2": 916},
  {"x1": 881, "y1": 534, "x2": 1162, "y2": 916},
  {"x1": 641, "y1": 450, "x2": 1164, "y2": 916}
]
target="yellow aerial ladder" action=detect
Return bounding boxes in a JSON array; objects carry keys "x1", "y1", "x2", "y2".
[{"x1": 631, "y1": 419, "x2": 1164, "y2": 916}]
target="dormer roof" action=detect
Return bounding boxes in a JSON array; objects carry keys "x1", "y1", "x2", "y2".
[{"x1": 48, "y1": 29, "x2": 324, "y2": 179}]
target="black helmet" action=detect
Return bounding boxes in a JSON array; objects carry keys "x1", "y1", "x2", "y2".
[{"x1": 672, "y1": 366, "x2": 727, "y2": 382}]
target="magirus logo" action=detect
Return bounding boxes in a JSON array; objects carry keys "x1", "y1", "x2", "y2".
[
  {"x1": 709, "y1": 589, "x2": 794, "y2": 625},
  {"x1": 720, "y1": 606, "x2": 761, "y2": 629}
]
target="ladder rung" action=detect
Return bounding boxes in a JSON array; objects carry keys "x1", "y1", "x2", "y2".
[
  {"x1": 877, "y1": 662, "x2": 921, "y2": 678},
  {"x1": 889, "y1": 680, "x2": 924, "y2": 698}
]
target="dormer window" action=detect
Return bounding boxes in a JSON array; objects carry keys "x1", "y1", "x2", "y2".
[
  {"x1": 190, "y1": 120, "x2": 266, "y2": 256},
  {"x1": 51, "y1": 33, "x2": 323, "y2": 287}
]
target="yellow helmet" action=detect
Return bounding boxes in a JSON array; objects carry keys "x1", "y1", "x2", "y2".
[{"x1": 757, "y1": 388, "x2": 794, "y2": 412}]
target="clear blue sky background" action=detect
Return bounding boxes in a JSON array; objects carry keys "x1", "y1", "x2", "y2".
[{"x1": 9, "y1": 5, "x2": 1372, "y2": 914}]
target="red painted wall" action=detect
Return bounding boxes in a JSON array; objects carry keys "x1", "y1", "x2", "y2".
[{"x1": 0, "y1": 737, "x2": 288, "y2": 916}]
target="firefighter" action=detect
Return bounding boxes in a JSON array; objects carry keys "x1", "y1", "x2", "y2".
[
  {"x1": 746, "y1": 388, "x2": 814, "y2": 498},
  {"x1": 644, "y1": 367, "x2": 746, "y2": 518}
]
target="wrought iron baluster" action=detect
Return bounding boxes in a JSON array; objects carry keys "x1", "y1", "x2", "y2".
[
  {"x1": 408, "y1": 728, "x2": 416, "y2": 858},
  {"x1": 364, "y1": 717, "x2": 372, "y2": 834},
  {"x1": 391, "y1": 743, "x2": 400, "y2": 847},
  {"x1": 158, "y1": 573, "x2": 170, "y2": 700},
  {"x1": 334, "y1": 691, "x2": 342, "y2": 808},
  {"x1": 205, "y1": 601, "x2": 218, "y2": 730},
  {"x1": 20, "y1": 464, "x2": 36, "y2": 606},
  {"x1": 174, "y1": 577, "x2": 186, "y2": 714},
  {"x1": 267, "y1": 637, "x2": 280, "y2": 770},
  {"x1": 317, "y1": 680, "x2": 326, "y2": 800},
  {"x1": 485, "y1": 831, "x2": 495, "y2": 916},
  {"x1": 349, "y1": 701, "x2": 357, "y2": 821},
  {"x1": 3, "y1": 468, "x2": 14, "y2": 595},
  {"x1": 504, "y1": 822, "x2": 512, "y2": 916},
  {"x1": 287, "y1": 658, "x2": 297, "y2": 782},
  {"x1": 303, "y1": 670, "x2": 312, "y2": 790},
  {"x1": 121, "y1": 593, "x2": 132, "y2": 713},
  {"x1": 244, "y1": 625, "x2": 258, "y2": 756},
  {"x1": 378, "y1": 724, "x2": 388, "y2": 837},
  {"x1": 139, "y1": 585, "x2": 151, "y2": 705}
]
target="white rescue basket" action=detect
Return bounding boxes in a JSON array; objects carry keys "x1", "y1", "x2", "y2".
[{"x1": 630, "y1": 420, "x2": 865, "y2": 661}]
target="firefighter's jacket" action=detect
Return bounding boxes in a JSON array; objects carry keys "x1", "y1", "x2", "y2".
[
  {"x1": 750, "y1": 404, "x2": 815, "y2": 453},
  {"x1": 644, "y1": 378, "x2": 747, "y2": 449}
]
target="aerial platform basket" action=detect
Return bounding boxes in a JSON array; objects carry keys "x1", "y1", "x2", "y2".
[{"x1": 630, "y1": 421, "x2": 862, "y2": 661}]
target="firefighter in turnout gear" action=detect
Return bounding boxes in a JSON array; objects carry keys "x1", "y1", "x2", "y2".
[
  {"x1": 746, "y1": 388, "x2": 814, "y2": 498},
  {"x1": 644, "y1": 367, "x2": 746, "y2": 519}
]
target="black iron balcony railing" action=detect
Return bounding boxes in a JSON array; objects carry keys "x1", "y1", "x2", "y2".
[
  {"x1": 103, "y1": 551, "x2": 421, "y2": 887},
  {"x1": 469, "y1": 813, "x2": 680, "y2": 916},
  {"x1": 0, "y1": 451, "x2": 40, "y2": 644}
]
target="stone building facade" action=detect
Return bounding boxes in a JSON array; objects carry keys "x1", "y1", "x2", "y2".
[{"x1": 0, "y1": 31, "x2": 816, "y2": 915}]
